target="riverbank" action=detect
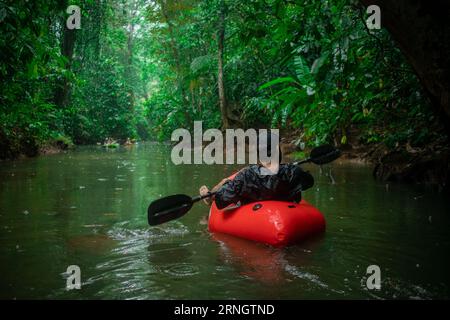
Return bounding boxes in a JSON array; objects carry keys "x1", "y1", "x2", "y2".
[
  {"x1": 0, "y1": 133, "x2": 75, "y2": 160},
  {"x1": 0, "y1": 136, "x2": 136, "y2": 160},
  {"x1": 282, "y1": 130, "x2": 449, "y2": 191}
]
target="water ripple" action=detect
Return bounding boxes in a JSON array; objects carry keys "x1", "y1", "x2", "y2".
[
  {"x1": 163, "y1": 263, "x2": 200, "y2": 277},
  {"x1": 284, "y1": 264, "x2": 329, "y2": 289},
  {"x1": 107, "y1": 222, "x2": 189, "y2": 242}
]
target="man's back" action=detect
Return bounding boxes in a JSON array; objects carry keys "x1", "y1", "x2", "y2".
[{"x1": 215, "y1": 164, "x2": 314, "y2": 209}]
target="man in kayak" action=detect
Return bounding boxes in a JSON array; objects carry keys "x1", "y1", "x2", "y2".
[{"x1": 199, "y1": 132, "x2": 314, "y2": 209}]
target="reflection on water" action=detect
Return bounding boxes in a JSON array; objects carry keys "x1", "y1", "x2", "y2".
[
  {"x1": 213, "y1": 233, "x2": 288, "y2": 285},
  {"x1": 67, "y1": 234, "x2": 116, "y2": 255},
  {"x1": 0, "y1": 142, "x2": 449, "y2": 299}
]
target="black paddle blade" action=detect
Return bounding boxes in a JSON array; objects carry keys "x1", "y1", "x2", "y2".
[
  {"x1": 310, "y1": 144, "x2": 341, "y2": 165},
  {"x1": 147, "y1": 194, "x2": 193, "y2": 226}
]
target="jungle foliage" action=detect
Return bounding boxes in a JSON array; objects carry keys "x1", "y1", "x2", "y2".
[{"x1": 0, "y1": 0, "x2": 443, "y2": 158}]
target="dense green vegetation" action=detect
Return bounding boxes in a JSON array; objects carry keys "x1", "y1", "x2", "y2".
[{"x1": 0, "y1": 0, "x2": 445, "y2": 159}]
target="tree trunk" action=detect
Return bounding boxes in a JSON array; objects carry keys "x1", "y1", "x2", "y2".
[
  {"x1": 217, "y1": 0, "x2": 229, "y2": 129},
  {"x1": 360, "y1": 0, "x2": 450, "y2": 134},
  {"x1": 159, "y1": 0, "x2": 192, "y2": 125},
  {"x1": 126, "y1": 5, "x2": 135, "y2": 111},
  {"x1": 54, "y1": 23, "x2": 76, "y2": 108}
]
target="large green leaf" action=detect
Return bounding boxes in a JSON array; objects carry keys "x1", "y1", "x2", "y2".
[
  {"x1": 311, "y1": 53, "x2": 329, "y2": 74},
  {"x1": 258, "y1": 77, "x2": 298, "y2": 90}
]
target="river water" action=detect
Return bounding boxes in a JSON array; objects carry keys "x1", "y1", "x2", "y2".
[{"x1": 0, "y1": 142, "x2": 449, "y2": 299}]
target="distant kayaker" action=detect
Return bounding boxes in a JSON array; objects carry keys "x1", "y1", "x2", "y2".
[{"x1": 199, "y1": 132, "x2": 314, "y2": 209}]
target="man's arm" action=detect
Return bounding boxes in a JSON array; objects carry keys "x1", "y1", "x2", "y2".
[
  {"x1": 287, "y1": 164, "x2": 314, "y2": 201},
  {"x1": 198, "y1": 167, "x2": 247, "y2": 206},
  {"x1": 199, "y1": 177, "x2": 229, "y2": 205}
]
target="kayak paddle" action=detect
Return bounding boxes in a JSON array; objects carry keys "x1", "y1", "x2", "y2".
[
  {"x1": 294, "y1": 144, "x2": 341, "y2": 165},
  {"x1": 147, "y1": 144, "x2": 341, "y2": 226},
  {"x1": 148, "y1": 192, "x2": 217, "y2": 226}
]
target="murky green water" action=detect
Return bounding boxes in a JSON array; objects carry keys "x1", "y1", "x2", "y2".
[{"x1": 0, "y1": 142, "x2": 449, "y2": 299}]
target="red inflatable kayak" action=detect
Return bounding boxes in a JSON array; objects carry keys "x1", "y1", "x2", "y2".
[{"x1": 208, "y1": 199, "x2": 326, "y2": 247}]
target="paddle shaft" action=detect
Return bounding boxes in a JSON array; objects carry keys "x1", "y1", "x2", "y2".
[
  {"x1": 191, "y1": 191, "x2": 217, "y2": 203},
  {"x1": 294, "y1": 159, "x2": 309, "y2": 165}
]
